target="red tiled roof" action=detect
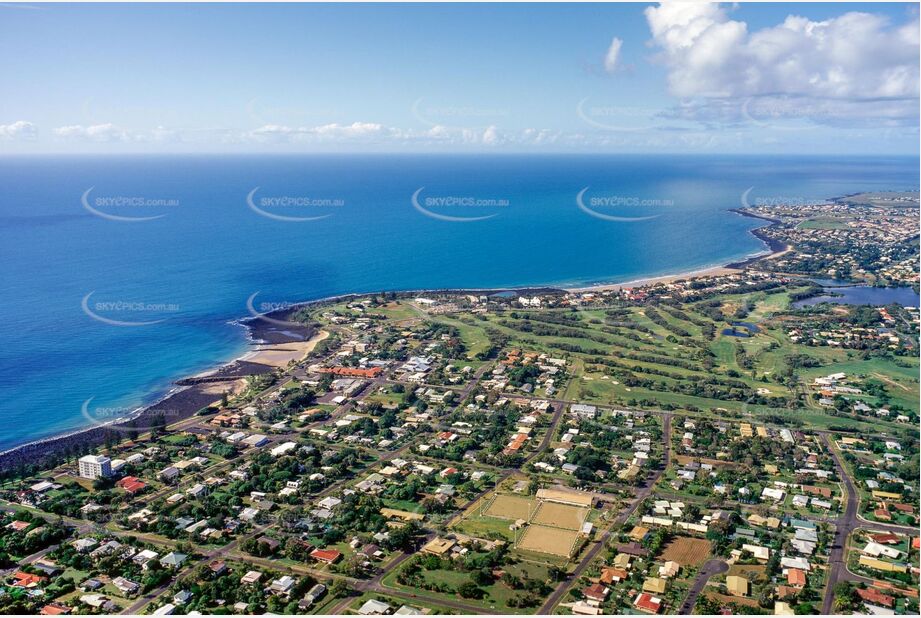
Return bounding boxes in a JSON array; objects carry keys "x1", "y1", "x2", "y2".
[
  {"x1": 600, "y1": 567, "x2": 628, "y2": 584},
  {"x1": 583, "y1": 583, "x2": 608, "y2": 601},
  {"x1": 802, "y1": 485, "x2": 832, "y2": 498},
  {"x1": 11, "y1": 571, "x2": 47, "y2": 588},
  {"x1": 40, "y1": 603, "x2": 71, "y2": 616},
  {"x1": 856, "y1": 587, "x2": 895, "y2": 608},
  {"x1": 787, "y1": 568, "x2": 806, "y2": 587},
  {"x1": 318, "y1": 366, "x2": 383, "y2": 378},
  {"x1": 116, "y1": 476, "x2": 147, "y2": 493},
  {"x1": 634, "y1": 593, "x2": 662, "y2": 614},
  {"x1": 870, "y1": 533, "x2": 900, "y2": 545},
  {"x1": 310, "y1": 548, "x2": 342, "y2": 563}
]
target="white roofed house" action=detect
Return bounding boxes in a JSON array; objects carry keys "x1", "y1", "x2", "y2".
[
  {"x1": 267, "y1": 575, "x2": 296, "y2": 596},
  {"x1": 186, "y1": 483, "x2": 208, "y2": 500},
  {"x1": 780, "y1": 556, "x2": 811, "y2": 572},
  {"x1": 863, "y1": 542, "x2": 902, "y2": 560},
  {"x1": 317, "y1": 496, "x2": 341, "y2": 510},
  {"x1": 359, "y1": 599, "x2": 392, "y2": 615},
  {"x1": 133, "y1": 549, "x2": 159, "y2": 569},
  {"x1": 761, "y1": 487, "x2": 785, "y2": 502},
  {"x1": 112, "y1": 576, "x2": 140, "y2": 596},
  {"x1": 271, "y1": 441, "x2": 298, "y2": 457},
  {"x1": 160, "y1": 551, "x2": 188, "y2": 569},
  {"x1": 570, "y1": 403, "x2": 597, "y2": 418}
]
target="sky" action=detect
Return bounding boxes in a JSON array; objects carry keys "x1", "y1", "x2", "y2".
[{"x1": 0, "y1": 1, "x2": 918, "y2": 154}]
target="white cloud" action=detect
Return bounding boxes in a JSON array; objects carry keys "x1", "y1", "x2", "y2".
[
  {"x1": 604, "y1": 37, "x2": 623, "y2": 73},
  {"x1": 312, "y1": 121, "x2": 385, "y2": 137},
  {"x1": 248, "y1": 121, "x2": 517, "y2": 146},
  {"x1": 54, "y1": 123, "x2": 130, "y2": 142},
  {"x1": 644, "y1": 2, "x2": 920, "y2": 101},
  {"x1": 149, "y1": 126, "x2": 183, "y2": 143},
  {"x1": 250, "y1": 121, "x2": 390, "y2": 142},
  {"x1": 481, "y1": 125, "x2": 500, "y2": 145},
  {"x1": 0, "y1": 120, "x2": 37, "y2": 140}
]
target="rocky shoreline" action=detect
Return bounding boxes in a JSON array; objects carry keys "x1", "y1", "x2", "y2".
[
  {"x1": 0, "y1": 311, "x2": 314, "y2": 474},
  {"x1": 725, "y1": 208, "x2": 789, "y2": 269}
]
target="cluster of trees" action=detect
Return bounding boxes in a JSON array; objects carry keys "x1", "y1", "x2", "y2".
[
  {"x1": 611, "y1": 367, "x2": 788, "y2": 407},
  {"x1": 659, "y1": 305, "x2": 717, "y2": 339},
  {"x1": 259, "y1": 386, "x2": 316, "y2": 423},
  {"x1": 396, "y1": 542, "x2": 519, "y2": 602},
  {"x1": 0, "y1": 514, "x2": 70, "y2": 568},
  {"x1": 644, "y1": 308, "x2": 692, "y2": 339}
]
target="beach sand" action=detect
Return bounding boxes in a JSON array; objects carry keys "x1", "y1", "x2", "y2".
[
  {"x1": 241, "y1": 329, "x2": 330, "y2": 368},
  {"x1": 567, "y1": 234, "x2": 791, "y2": 294},
  {"x1": 566, "y1": 265, "x2": 742, "y2": 293}
]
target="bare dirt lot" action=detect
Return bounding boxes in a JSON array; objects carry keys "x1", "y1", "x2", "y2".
[
  {"x1": 674, "y1": 455, "x2": 740, "y2": 468},
  {"x1": 517, "y1": 524, "x2": 580, "y2": 557},
  {"x1": 531, "y1": 502, "x2": 588, "y2": 530},
  {"x1": 704, "y1": 591, "x2": 760, "y2": 608},
  {"x1": 728, "y1": 564, "x2": 768, "y2": 582},
  {"x1": 484, "y1": 494, "x2": 536, "y2": 521},
  {"x1": 660, "y1": 536, "x2": 712, "y2": 567}
]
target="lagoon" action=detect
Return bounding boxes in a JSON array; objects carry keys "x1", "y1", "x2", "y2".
[{"x1": 793, "y1": 286, "x2": 920, "y2": 308}]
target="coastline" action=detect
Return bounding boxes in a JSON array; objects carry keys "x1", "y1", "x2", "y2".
[
  {"x1": 564, "y1": 263, "x2": 741, "y2": 293},
  {"x1": 0, "y1": 207, "x2": 783, "y2": 472},
  {"x1": 0, "y1": 314, "x2": 319, "y2": 473},
  {"x1": 567, "y1": 209, "x2": 787, "y2": 292}
]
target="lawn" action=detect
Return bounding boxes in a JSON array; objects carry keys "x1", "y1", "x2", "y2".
[
  {"x1": 382, "y1": 557, "x2": 554, "y2": 613},
  {"x1": 797, "y1": 218, "x2": 850, "y2": 230}
]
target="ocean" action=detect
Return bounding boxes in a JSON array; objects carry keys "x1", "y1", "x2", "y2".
[{"x1": 0, "y1": 154, "x2": 917, "y2": 451}]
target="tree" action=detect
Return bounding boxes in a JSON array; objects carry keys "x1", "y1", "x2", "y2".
[
  {"x1": 457, "y1": 581, "x2": 484, "y2": 599},
  {"x1": 329, "y1": 579, "x2": 351, "y2": 599},
  {"x1": 548, "y1": 565, "x2": 566, "y2": 581},
  {"x1": 471, "y1": 568, "x2": 493, "y2": 586}
]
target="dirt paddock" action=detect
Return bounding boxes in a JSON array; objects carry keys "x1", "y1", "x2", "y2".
[
  {"x1": 531, "y1": 501, "x2": 588, "y2": 530},
  {"x1": 517, "y1": 525, "x2": 580, "y2": 557},
  {"x1": 483, "y1": 494, "x2": 536, "y2": 521},
  {"x1": 659, "y1": 536, "x2": 712, "y2": 567}
]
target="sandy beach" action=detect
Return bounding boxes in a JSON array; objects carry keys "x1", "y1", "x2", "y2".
[
  {"x1": 239, "y1": 329, "x2": 330, "y2": 368},
  {"x1": 566, "y1": 264, "x2": 742, "y2": 293}
]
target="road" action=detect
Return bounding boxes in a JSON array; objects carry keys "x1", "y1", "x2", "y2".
[
  {"x1": 19, "y1": 543, "x2": 60, "y2": 566},
  {"x1": 538, "y1": 413, "x2": 672, "y2": 614},
  {"x1": 818, "y1": 432, "x2": 917, "y2": 614},
  {"x1": 121, "y1": 523, "x2": 271, "y2": 614},
  {"x1": 678, "y1": 558, "x2": 728, "y2": 614}
]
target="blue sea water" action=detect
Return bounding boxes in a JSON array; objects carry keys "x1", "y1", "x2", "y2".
[{"x1": 0, "y1": 154, "x2": 917, "y2": 451}]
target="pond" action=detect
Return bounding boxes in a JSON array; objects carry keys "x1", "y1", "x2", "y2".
[{"x1": 722, "y1": 321, "x2": 761, "y2": 337}]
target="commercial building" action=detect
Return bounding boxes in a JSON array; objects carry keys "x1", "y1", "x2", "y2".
[{"x1": 78, "y1": 455, "x2": 112, "y2": 480}]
